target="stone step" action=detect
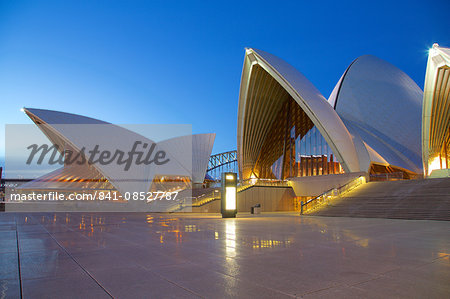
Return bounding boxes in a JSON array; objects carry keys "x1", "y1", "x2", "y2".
[{"x1": 307, "y1": 178, "x2": 450, "y2": 221}]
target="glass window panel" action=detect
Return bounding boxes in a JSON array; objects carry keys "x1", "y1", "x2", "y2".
[{"x1": 251, "y1": 69, "x2": 344, "y2": 179}]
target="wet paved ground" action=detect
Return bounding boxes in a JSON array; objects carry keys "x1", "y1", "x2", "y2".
[{"x1": 0, "y1": 212, "x2": 449, "y2": 298}]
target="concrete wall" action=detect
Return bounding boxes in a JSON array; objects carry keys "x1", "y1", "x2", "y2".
[
  {"x1": 288, "y1": 172, "x2": 367, "y2": 196},
  {"x1": 190, "y1": 200, "x2": 221, "y2": 213},
  {"x1": 187, "y1": 185, "x2": 297, "y2": 213},
  {"x1": 237, "y1": 186, "x2": 296, "y2": 212}
]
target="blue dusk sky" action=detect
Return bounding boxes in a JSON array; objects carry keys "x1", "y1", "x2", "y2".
[{"x1": 0, "y1": 0, "x2": 449, "y2": 167}]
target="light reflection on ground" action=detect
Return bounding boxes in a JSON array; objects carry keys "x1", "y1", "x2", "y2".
[{"x1": 0, "y1": 212, "x2": 449, "y2": 298}]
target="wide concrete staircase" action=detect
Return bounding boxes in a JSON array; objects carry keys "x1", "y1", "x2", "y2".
[{"x1": 309, "y1": 178, "x2": 450, "y2": 221}]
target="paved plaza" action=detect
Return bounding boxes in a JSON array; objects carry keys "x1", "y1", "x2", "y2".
[{"x1": 0, "y1": 212, "x2": 449, "y2": 298}]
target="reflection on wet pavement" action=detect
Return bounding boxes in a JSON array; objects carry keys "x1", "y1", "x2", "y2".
[{"x1": 0, "y1": 212, "x2": 449, "y2": 298}]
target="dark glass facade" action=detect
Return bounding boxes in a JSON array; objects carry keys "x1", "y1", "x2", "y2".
[{"x1": 253, "y1": 96, "x2": 343, "y2": 180}]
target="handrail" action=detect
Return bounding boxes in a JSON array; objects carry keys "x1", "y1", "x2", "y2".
[
  {"x1": 300, "y1": 175, "x2": 366, "y2": 214},
  {"x1": 191, "y1": 190, "x2": 220, "y2": 206},
  {"x1": 167, "y1": 189, "x2": 221, "y2": 212},
  {"x1": 369, "y1": 171, "x2": 423, "y2": 181},
  {"x1": 239, "y1": 178, "x2": 290, "y2": 189}
]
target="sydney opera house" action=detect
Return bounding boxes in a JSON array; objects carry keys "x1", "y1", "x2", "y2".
[
  {"x1": 3, "y1": 44, "x2": 449, "y2": 212},
  {"x1": 238, "y1": 45, "x2": 449, "y2": 187}
]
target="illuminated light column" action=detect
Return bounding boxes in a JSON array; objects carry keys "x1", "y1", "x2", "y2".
[{"x1": 221, "y1": 172, "x2": 237, "y2": 218}]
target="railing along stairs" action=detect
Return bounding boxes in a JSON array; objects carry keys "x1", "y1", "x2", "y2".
[{"x1": 300, "y1": 175, "x2": 366, "y2": 214}]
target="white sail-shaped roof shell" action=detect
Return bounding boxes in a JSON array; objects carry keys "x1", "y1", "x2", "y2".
[
  {"x1": 328, "y1": 55, "x2": 423, "y2": 174},
  {"x1": 157, "y1": 133, "x2": 215, "y2": 184},
  {"x1": 422, "y1": 44, "x2": 450, "y2": 175},
  {"x1": 237, "y1": 48, "x2": 361, "y2": 180},
  {"x1": 23, "y1": 108, "x2": 214, "y2": 193}
]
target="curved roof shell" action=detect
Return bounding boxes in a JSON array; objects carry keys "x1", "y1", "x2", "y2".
[
  {"x1": 422, "y1": 44, "x2": 450, "y2": 175},
  {"x1": 22, "y1": 108, "x2": 214, "y2": 193},
  {"x1": 237, "y1": 48, "x2": 361, "y2": 180},
  {"x1": 328, "y1": 55, "x2": 423, "y2": 174}
]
